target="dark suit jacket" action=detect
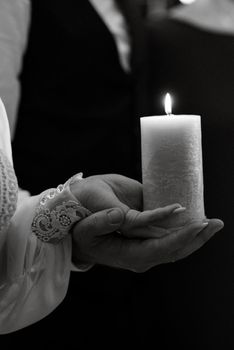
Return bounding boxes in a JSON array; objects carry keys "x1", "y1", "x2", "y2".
[{"x1": 13, "y1": 0, "x2": 148, "y2": 192}]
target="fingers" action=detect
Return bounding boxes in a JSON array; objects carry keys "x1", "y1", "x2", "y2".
[
  {"x1": 121, "y1": 225, "x2": 169, "y2": 239},
  {"x1": 136, "y1": 204, "x2": 186, "y2": 226},
  {"x1": 70, "y1": 177, "x2": 130, "y2": 213},
  {"x1": 159, "y1": 220, "x2": 210, "y2": 253},
  {"x1": 141, "y1": 220, "x2": 210, "y2": 263},
  {"x1": 103, "y1": 174, "x2": 143, "y2": 210},
  {"x1": 72, "y1": 212, "x2": 224, "y2": 274},
  {"x1": 122, "y1": 203, "x2": 185, "y2": 232},
  {"x1": 117, "y1": 220, "x2": 209, "y2": 271},
  {"x1": 121, "y1": 219, "x2": 223, "y2": 272},
  {"x1": 118, "y1": 204, "x2": 186, "y2": 239},
  {"x1": 72, "y1": 208, "x2": 125, "y2": 240},
  {"x1": 171, "y1": 219, "x2": 224, "y2": 262}
]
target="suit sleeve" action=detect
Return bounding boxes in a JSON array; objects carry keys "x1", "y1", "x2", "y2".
[{"x1": 0, "y1": 194, "x2": 72, "y2": 334}]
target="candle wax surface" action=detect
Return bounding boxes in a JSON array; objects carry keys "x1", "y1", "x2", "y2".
[{"x1": 141, "y1": 114, "x2": 205, "y2": 229}]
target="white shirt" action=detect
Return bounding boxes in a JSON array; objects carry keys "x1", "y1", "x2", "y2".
[{"x1": 89, "y1": 0, "x2": 131, "y2": 72}]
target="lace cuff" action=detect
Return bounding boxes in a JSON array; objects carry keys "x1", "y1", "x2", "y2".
[{"x1": 31, "y1": 173, "x2": 91, "y2": 244}]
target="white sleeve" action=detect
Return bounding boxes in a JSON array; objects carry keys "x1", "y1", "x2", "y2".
[
  {"x1": 0, "y1": 194, "x2": 72, "y2": 334},
  {"x1": 0, "y1": 174, "x2": 93, "y2": 334},
  {"x1": 0, "y1": 0, "x2": 30, "y2": 137},
  {"x1": 0, "y1": 98, "x2": 85, "y2": 334}
]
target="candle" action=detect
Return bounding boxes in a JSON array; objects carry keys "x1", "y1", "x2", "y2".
[{"x1": 141, "y1": 93, "x2": 205, "y2": 228}]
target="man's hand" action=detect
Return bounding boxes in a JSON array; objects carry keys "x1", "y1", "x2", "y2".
[
  {"x1": 72, "y1": 208, "x2": 223, "y2": 272},
  {"x1": 70, "y1": 174, "x2": 224, "y2": 272}
]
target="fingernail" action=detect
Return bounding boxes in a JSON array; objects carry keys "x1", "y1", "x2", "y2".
[
  {"x1": 107, "y1": 208, "x2": 123, "y2": 225},
  {"x1": 173, "y1": 207, "x2": 186, "y2": 214}
]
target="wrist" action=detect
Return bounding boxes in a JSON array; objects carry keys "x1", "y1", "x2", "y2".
[{"x1": 31, "y1": 173, "x2": 91, "y2": 244}]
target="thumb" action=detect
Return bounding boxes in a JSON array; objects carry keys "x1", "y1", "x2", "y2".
[{"x1": 72, "y1": 207, "x2": 124, "y2": 238}]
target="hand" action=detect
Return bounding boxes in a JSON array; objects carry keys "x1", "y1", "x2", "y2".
[
  {"x1": 72, "y1": 208, "x2": 223, "y2": 272},
  {"x1": 71, "y1": 174, "x2": 224, "y2": 272},
  {"x1": 70, "y1": 174, "x2": 189, "y2": 238}
]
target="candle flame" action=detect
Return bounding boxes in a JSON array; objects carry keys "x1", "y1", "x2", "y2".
[{"x1": 164, "y1": 93, "x2": 172, "y2": 115}]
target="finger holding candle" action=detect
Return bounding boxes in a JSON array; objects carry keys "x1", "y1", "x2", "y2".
[
  {"x1": 120, "y1": 204, "x2": 186, "y2": 239},
  {"x1": 121, "y1": 223, "x2": 170, "y2": 239},
  {"x1": 125, "y1": 203, "x2": 186, "y2": 227}
]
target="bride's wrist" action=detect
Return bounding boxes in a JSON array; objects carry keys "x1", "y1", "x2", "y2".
[{"x1": 31, "y1": 173, "x2": 91, "y2": 244}]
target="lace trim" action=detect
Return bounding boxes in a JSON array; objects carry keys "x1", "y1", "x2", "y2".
[
  {"x1": 31, "y1": 173, "x2": 91, "y2": 244},
  {"x1": 0, "y1": 150, "x2": 18, "y2": 232}
]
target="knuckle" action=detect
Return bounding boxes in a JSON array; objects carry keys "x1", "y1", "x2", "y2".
[
  {"x1": 83, "y1": 213, "x2": 99, "y2": 233},
  {"x1": 92, "y1": 213, "x2": 99, "y2": 226}
]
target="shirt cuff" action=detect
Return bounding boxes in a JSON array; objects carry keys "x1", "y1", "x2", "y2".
[{"x1": 31, "y1": 173, "x2": 91, "y2": 244}]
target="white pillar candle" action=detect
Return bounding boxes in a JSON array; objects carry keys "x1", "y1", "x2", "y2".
[{"x1": 141, "y1": 94, "x2": 205, "y2": 228}]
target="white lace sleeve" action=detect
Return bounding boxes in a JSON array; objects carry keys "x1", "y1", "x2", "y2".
[
  {"x1": 0, "y1": 147, "x2": 18, "y2": 246},
  {"x1": 0, "y1": 99, "x2": 18, "y2": 241},
  {"x1": 0, "y1": 173, "x2": 91, "y2": 334},
  {"x1": 0, "y1": 99, "x2": 92, "y2": 333}
]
